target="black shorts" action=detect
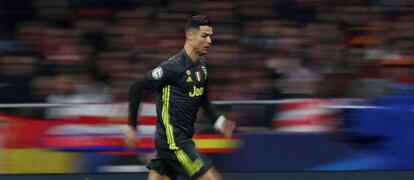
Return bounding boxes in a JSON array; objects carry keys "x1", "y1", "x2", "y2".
[{"x1": 146, "y1": 143, "x2": 213, "y2": 179}]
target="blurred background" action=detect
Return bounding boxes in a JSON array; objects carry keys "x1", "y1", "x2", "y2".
[{"x1": 1, "y1": 0, "x2": 414, "y2": 176}]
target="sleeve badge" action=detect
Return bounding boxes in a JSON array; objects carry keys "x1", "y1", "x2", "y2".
[{"x1": 151, "y1": 66, "x2": 163, "y2": 80}]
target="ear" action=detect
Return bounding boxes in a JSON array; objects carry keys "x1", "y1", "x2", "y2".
[{"x1": 186, "y1": 31, "x2": 193, "y2": 41}]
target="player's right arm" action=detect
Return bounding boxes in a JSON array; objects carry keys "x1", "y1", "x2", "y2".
[{"x1": 125, "y1": 62, "x2": 179, "y2": 148}]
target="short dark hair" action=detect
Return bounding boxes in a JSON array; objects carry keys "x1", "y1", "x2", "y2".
[{"x1": 185, "y1": 15, "x2": 212, "y2": 32}]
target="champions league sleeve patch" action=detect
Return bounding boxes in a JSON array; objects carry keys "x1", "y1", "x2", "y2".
[{"x1": 151, "y1": 66, "x2": 163, "y2": 80}]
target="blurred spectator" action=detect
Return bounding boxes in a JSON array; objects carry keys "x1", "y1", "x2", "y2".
[
  {"x1": 276, "y1": 58, "x2": 322, "y2": 98},
  {"x1": 45, "y1": 72, "x2": 111, "y2": 119},
  {"x1": 0, "y1": 52, "x2": 38, "y2": 103}
]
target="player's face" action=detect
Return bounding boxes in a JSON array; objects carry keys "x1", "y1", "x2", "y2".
[{"x1": 189, "y1": 26, "x2": 213, "y2": 56}]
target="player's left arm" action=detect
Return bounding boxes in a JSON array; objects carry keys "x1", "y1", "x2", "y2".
[{"x1": 201, "y1": 83, "x2": 235, "y2": 138}]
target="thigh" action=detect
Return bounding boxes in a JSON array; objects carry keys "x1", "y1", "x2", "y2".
[
  {"x1": 147, "y1": 155, "x2": 178, "y2": 179},
  {"x1": 196, "y1": 167, "x2": 222, "y2": 180},
  {"x1": 148, "y1": 169, "x2": 173, "y2": 180},
  {"x1": 158, "y1": 144, "x2": 213, "y2": 179}
]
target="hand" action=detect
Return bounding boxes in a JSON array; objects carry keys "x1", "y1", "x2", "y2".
[
  {"x1": 220, "y1": 119, "x2": 236, "y2": 138},
  {"x1": 215, "y1": 115, "x2": 235, "y2": 138},
  {"x1": 124, "y1": 126, "x2": 138, "y2": 148}
]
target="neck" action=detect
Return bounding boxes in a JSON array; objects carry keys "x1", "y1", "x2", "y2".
[{"x1": 184, "y1": 43, "x2": 199, "y2": 63}]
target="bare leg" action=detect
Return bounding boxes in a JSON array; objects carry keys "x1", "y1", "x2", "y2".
[
  {"x1": 197, "y1": 167, "x2": 222, "y2": 180},
  {"x1": 147, "y1": 170, "x2": 172, "y2": 180}
]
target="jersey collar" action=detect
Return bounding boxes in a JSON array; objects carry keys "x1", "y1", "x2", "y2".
[{"x1": 182, "y1": 49, "x2": 200, "y2": 67}]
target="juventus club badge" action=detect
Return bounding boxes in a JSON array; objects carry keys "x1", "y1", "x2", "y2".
[{"x1": 201, "y1": 66, "x2": 207, "y2": 79}]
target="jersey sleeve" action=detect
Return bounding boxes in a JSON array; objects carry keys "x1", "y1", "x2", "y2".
[
  {"x1": 128, "y1": 78, "x2": 153, "y2": 129},
  {"x1": 144, "y1": 62, "x2": 180, "y2": 89},
  {"x1": 128, "y1": 61, "x2": 180, "y2": 129},
  {"x1": 201, "y1": 80, "x2": 219, "y2": 125}
]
